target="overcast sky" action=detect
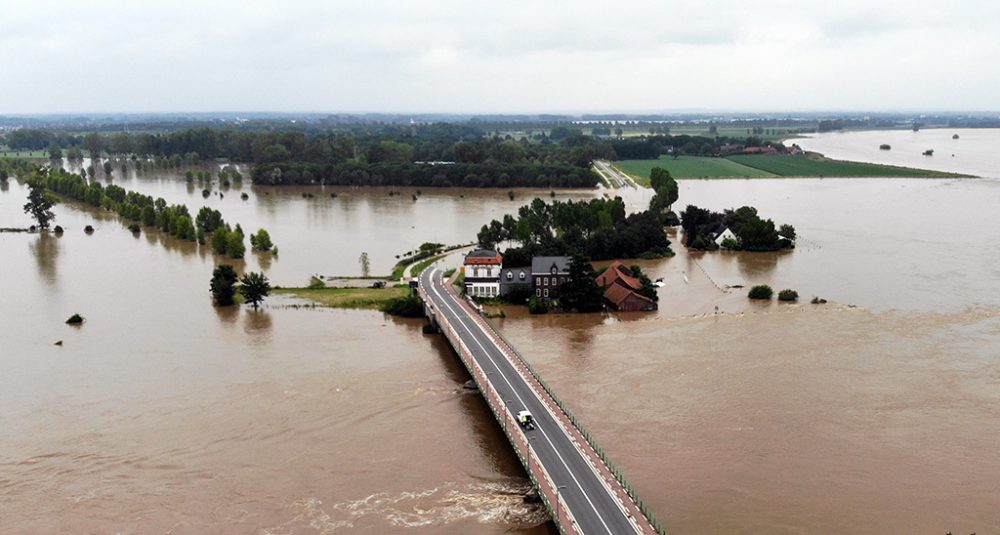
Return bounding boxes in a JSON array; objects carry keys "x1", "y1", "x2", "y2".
[{"x1": 3, "y1": 0, "x2": 998, "y2": 114}]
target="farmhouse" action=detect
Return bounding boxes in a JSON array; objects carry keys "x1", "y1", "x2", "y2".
[
  {"x1": 714, "y1": 227, "x2": 738, "y2": 247},
  {"x1": 596, "y1": 261, "x2": 657, "y2": 312},
  {"x1": 462, "y1": 249, "x2": 502, "y2": 298},
  {"x1": 742, "y1": 146, "x2": 779, "y2": 154},
  {"x1": 531, "y1": 256, "x2": 572, "y2": 300}
]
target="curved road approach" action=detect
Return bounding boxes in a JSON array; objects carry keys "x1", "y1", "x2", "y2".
[{"x1": 419, "y1": 267, "x2": 663, "y2": 535}]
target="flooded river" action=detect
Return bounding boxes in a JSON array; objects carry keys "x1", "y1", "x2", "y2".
[
  {"x1": 791, "y1": 127, "x2": 1000, "y2": 178},
  {"x1": 2, "y1": 135, "x2": 1000, "y2": 534}
]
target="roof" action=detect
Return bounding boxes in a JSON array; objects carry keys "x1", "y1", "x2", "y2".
[
  {"x1": 714, "y1": 227, "x2": 737, "y2": 245},
  {"x1": 596, "y1": 262, "x2": 642, "y2": 291},
  {"x1": 603, "y1": 283, "x2": 655, "y2": 308},
  {"x1": 500, "y1": 266, "x2": 531, "y2": 284},
  {"x1": 531, "y1": 256, "x2": 572, "y2": 275},
  {"x1": 464, "y1": 249, "x2": 502, "y2": 265}
]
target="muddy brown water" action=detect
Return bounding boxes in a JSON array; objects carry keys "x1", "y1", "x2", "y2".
[{"x1": 2, "y1": 150, "x2": 1000, "y2": 534}]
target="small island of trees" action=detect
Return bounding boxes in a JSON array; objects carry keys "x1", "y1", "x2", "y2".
[
  {"x1": 476, "y1": 196, "x2": 672, "y2": 263},
  {"x1": 680, "y1": 205, "x2": 795, "y2": 251}
]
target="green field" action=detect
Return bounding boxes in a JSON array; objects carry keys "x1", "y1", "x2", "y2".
[
  {"x1": 615, "y1": 153, "x2": 966, "y2": 182},
  {"x1": 614, "y1": 155, "x2": 777, "y2": 182},
  {"x1": 726, "y1": 154, "x2": 963, "y2": 178}
]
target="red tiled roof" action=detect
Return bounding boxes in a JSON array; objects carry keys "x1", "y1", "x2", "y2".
[
  {"x1": 596, "y1": 263, "x2": 642, "y2": 291},
  {"x1": 603, "y1": 283, "x2": 655, "y2": 308},
  {"x1": 464, "y1": 251, "x2": 502, "y2": 265}
]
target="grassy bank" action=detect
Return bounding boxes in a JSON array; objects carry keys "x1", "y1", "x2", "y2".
[
  {"x1": 410, "y1": 254, "x2": 445, "y2": 277},
  {"x1": 615, "y1": 153, "x2": 968, "y2": 181},
  {"x1": 274, "y1": 286, "x2": 409, "y2": 309}
]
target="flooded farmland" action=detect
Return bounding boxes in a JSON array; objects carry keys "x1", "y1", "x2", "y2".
[{"x1": 2, "y1": 139, "x2": 1000, "y2": 534}]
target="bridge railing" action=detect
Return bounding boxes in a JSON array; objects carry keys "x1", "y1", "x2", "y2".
[
  {"x1": 481, "y1": 315, "x2": 669, "y2": 535},
  {"x1": 423, "y1": 280, "x2": 666, "y2": 534},
  {"x1": 424, "y1": 289, "x2": 582, "y2": 534}
]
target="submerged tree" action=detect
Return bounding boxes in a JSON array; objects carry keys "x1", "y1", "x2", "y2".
[
  {"x1": 226, "y1": 231, "x2": 246, "y2": 259},
  {"x1": 239, "y1": 271, "x2": 271, "y2": 310},
  {"x1": 359, "y1": 251, "x2": 370, "y2": 277},
  {"x1": 210, "y1": 264, "x2": 239, "y2": 306},
  {"x1": 249, "y1": 228, "x2": 274, "y2": 252},
  {"x1": 649, "y1": 167, "x2": 679, "y2": 221},
  {"x1": 23, "y1": 176, "x2": 57, "y2": 229}
]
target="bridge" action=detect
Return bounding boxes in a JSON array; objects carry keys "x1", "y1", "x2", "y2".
[{"x1": 418, "y1": 267, "x2": 666, "y2": 535}]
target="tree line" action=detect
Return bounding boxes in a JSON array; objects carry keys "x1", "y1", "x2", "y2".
[
  {"x1": 30, "y1": 167, "x2": 275, "y2": 257},
  {"x1": 252, "y1": 161, "x2": 598, "y2": 188},
  {"x1": 3, "y1": 124, "x2": 754, "y2": 188}
]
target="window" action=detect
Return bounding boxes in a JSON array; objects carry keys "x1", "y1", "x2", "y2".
[
  {"x1": 551, "y1": 266, "x2": 557, "y2": 275},
  {"x1": 536, "y1": 288, "x2": 541, "y2": 297},
  {"x1": 544, "y1": 277, "x2": 549, "y2": 286},
  {"x1": 518, "y1": 271, "x2": 525, "y2": 281},
  {"x1": 543, "y1": 288, "x2": 549, "y2": 298},
  {"x1": 506, "y1": 272, "x2": 513, "y2": 280}
]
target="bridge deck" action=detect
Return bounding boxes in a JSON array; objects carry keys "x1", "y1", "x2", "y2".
[{"x1": 419, "y1": 268, "x2": 663, "y2": 535}]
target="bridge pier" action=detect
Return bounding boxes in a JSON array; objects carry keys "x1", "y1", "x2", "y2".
[{"x1": 422, "y1": 301, "x2": 439, "y2": 333}]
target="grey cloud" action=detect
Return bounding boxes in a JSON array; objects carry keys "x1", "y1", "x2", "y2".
[{"x1": 0, "y1": 0, "x2": 997, "y2": 113}]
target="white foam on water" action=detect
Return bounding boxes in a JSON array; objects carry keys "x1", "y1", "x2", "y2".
[{"x1": 263, "y1": 480, "x2": 547, "y2": 533}]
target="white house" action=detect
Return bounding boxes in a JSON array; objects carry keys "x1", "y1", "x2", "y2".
[
  {"x1": 714, "y1": 227, "x2": 738, "y2": 247},
  {"x1": 462, "y1": 249, "x2": 503, "y2": 298}
]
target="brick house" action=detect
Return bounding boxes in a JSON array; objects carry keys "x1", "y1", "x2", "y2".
[{"x1": 531, "y1": 256, "x2": 572, "y2": 300}]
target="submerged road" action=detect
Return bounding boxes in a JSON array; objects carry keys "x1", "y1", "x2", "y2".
[{"x1": 419, "y1": 268, "x2": 659, "y2": 535}]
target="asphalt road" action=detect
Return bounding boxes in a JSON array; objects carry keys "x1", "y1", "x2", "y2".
[
  {"x1": 420, "y1": 268, "x2": 641, "y2": 535},
  {"x1": 593, "y1": 160, "x2": 636, "y2": 188}
]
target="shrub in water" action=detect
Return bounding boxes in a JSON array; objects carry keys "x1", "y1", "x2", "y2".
[
  {"x1": 84, "y1": 225, "x2": 94, "y2": 234},
  {"x1": 128, "y1": 223, "x2": 141, "y2": 233},
  {"x1": 811, "y1": 296, "x2": 828, "y2": 304},
  {"x1": 65, "y1": 313, "x2": 84, "y2": 324},
  {"x1": 382, "y1": 294, "x2": 424, "y2": 317},
  {"x1": 748, "y1": 285, "x2": 773, "y2": 300},
  {"x1": 528, "y1": 296, "x2": 550, "y2": 314},
  {"x1": 778, "y1": 289, "x2": 799, "y2": 302}
]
